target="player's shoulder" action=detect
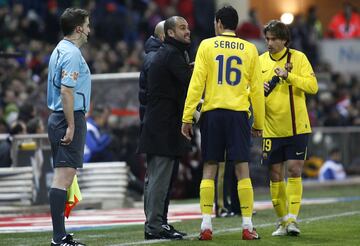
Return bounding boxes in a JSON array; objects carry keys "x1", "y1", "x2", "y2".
[
  {"x1": 289, "y1": 48, "x2": 306, "y2": 58},
  {"x1": 259, "y1": 50, "x2": 269, "y2": 60}
]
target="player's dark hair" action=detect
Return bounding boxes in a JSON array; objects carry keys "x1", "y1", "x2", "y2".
[
  {"x1": 215, "y1": 5, "x2": 239, "y2": 30},
  {"x1": 263, "y1": 20, "x2": 291, "y2": 46},
  {"x1": 60, "y1": 8, "x2": 89, "y2": 36}
]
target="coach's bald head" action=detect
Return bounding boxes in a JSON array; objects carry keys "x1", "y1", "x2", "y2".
[{"x1": 154, "y1": 20, "x2": 165, "y2": 42}]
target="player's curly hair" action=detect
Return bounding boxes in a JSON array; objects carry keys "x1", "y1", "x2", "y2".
[{"x1": 263, "y1": 20, "x2": 291, "y2": 47}]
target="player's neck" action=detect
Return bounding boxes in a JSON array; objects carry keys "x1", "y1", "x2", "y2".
[
  {"x1": 221, "y1": 29, "x2": 235, "y2": 35},
  {"x1": 270, "y1": 47, "x2": 288, "y2": 61}
]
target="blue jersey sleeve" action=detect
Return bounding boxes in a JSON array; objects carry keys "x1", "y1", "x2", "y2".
[{"x1": 61, "y1": 50, "x2": 82, "y2": 88}]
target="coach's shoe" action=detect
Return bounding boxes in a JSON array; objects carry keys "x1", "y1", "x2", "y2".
[
  {"x1": 272, "y1": 223, "x2": 287, "y2": 236},
  {"x1": 198, "y1": 229, "x2": 212, "y2": 240},
  {"x1": 242, "y1": 228, "x2": 260, "y2": 240},
  {"x1": 287, "y1": 221, "x2": 300, "y2": 236},
  {"x1": 162, "y1": 224, "x2": 187, "y2": 236},
  {"x1": 145, "y1": 229, "x2": 183, "y2": 240},
  {"x1": 51, "y1": 233, "x2": 86, "y2": 246}
]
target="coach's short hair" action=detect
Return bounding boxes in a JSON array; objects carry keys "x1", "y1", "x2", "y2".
[
  {"x1": 263, "y1": 20, "x2": 291, "y2": 46},
  {"x1": 164, "y1": 16, "x2": 179, "y2": 38},
  {"x1": 60, "y1": 8, "x2": 89, "y2": 36},
  {"x1": 215, "y1": 5, "x2": 239, "y2": 31}
]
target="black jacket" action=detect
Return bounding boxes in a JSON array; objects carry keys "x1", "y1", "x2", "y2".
[
  {"x1": 139, "y1": 36, "x2": 162, "y2": 125},
  {"x1": 138, "y1": 37, "x2": 192, "y2": 157}
]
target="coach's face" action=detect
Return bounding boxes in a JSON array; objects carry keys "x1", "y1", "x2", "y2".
[
  {"x1": 265, "y1": 31, "x2": 286, "y2": 54},
  {"x1": 169, "y1": 17, "x2": 191, "y2": 44}
]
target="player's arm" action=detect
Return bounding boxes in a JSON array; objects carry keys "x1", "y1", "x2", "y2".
[
  {"x1": 249, "y1": 45, "x2": 265, "y2": 132},
  {"x1": 182, "y1": 42, "x2": 207, "y2": 140},
  {"x1": 182, "y1": 42, "x2": 207, "y2": 124},
  {"x1": 282, "y1": 54, "x2": 318, "y2": 94}
]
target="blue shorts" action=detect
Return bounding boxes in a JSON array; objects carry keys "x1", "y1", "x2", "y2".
[
  {"x1": 200, "y1": 109, "x2": 251, "y2": 163},
  {"x1": 262, "y1": 134, "x2": 309, "y2": 165},
  {"x1": 47, "y1": 111, "x2": 87, "y2": 169}
]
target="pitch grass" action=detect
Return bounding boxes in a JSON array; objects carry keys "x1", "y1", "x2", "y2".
[{"x1": 1, "y1": 185, "x2": 360, "y2": 246}]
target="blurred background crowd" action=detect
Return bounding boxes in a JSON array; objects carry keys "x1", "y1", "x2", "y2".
[{"x1": 0, "y1": 0, "x2": 360, "y2": 199}]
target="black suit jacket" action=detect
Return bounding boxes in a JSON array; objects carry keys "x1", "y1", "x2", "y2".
[{"x1": 138, "y1": 37, "x2": 192, "y2": 157}]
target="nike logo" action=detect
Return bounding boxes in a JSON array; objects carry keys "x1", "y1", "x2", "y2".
[
  {"x1": 262, "y1": 70, "x2": 269, "y2": 73},
  {"x1": 296, "y1": 152, "x2": 304, "y2": 155},
  {"x1": 240, "y1": 206, "x2": 249, "y2": 209},
  {"x1": 291, "y1": 202, "x2": 300, "y2": 204},
  {"x1": 204, "y1": 204, "x2": 213, "y2": 207}
]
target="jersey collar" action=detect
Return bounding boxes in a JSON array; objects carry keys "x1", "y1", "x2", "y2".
[
  {"x1": 219, "y1": 31, "x2": 237, "y2": 37},
  {"x1": 269, "y1": 47, "x2": 289, "y2": 61}
]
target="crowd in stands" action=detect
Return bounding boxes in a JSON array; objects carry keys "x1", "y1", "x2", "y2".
[{"x1": 0, "y1": 1, "x2": 360, "y2": 196}]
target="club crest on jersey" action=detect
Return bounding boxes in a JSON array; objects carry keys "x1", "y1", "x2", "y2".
[
  {"x1": 70, "y1": 71, "x2": 79, "y2": 81},
  {"x1": 61, "y1": 70, "x2": 68, "y2": 79}
]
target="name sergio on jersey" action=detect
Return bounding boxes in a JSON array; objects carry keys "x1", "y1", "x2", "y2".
[{"x1": 214, "y1": 40, "x2": 244, "y2": 50}]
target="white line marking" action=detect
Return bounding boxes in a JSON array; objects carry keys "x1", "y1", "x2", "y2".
[{"x1": 111, "y1": 210, "x2": 360, "y2": 246}]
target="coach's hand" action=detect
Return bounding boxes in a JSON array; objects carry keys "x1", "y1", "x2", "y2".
[
  {"x1": 61, "y1": 126, "x2": 74, "y2": 145},
  {"x1": 181, "y1": 123, "x2": 193, "y2": 140}
]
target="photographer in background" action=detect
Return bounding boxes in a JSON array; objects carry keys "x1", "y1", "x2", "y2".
[{"x1": 260, "y1": 20, "x2": 318, "y2": 237}]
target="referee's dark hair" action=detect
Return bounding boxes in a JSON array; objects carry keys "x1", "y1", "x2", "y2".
[
  {"x1": 263, "y1": 20, "x2": 291, "y2": 47},
  {"x1": 60, "y1": 8, "x2": 89, "y2": 36},
  {"x1": 215, "y1": 5, "x2": 239, "y2": 31}
]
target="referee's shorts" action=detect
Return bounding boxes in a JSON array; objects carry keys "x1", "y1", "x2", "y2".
[
  {"x1": 47, "y1": 111, "x2": 87, "y2": 169},
  {"x1": 200, "y1": 109, "x2": 251, "y2": 163}
]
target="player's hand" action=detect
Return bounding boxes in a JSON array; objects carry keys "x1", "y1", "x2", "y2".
[
  {"x1": 251, "y1": 128, "x2": 262, "y2": 137},
  {"x1": 61, "y1": 126, "x2": 74, "y2": 145},
  {"x1": 274, "y1": 67, "x2": 288, "y2": 79},
  {"x1": 181, "y1": 123, "x2": 193, "y2": 140}
]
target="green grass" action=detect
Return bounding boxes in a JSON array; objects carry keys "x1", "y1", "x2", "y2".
[{"x1": 1, "y1": 185, "x2": 359, "y2": 246}]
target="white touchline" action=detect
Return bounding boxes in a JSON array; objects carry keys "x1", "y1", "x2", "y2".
[{"x1": 111, "y1": 211, "x2": 360, "y2": 246}]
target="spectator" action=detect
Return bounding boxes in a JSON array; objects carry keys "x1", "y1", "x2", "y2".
[
  {"x1": 318, "y1": 148, "x2": 346, "y2": 182},
  {"x1": 0, "y1": 121, "x2": 26, "y2": 167},
  {"x1": 236, "y1": 9, "x2": 262, "y2": 39},
  {"x1": 328, "y1": 2, "x2": 360, "y2": 39},
  {"x1": 84, "y1": 104, "x2": 112, "y2": 163}
]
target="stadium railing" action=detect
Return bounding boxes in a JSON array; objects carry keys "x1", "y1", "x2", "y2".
[{"x1": 0, "y1": 134, "x2": 129, "y2": 208}]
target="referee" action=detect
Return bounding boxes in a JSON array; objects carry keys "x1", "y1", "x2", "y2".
[{"x1": 47, "y1": 8, "x2": 91, "y2": 246}]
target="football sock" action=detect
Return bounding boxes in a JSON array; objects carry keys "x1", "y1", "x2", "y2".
[
  {"x1": 237, "y1": 178, "x2": 254, "y2": 229},
  {"x1": 286, "y1": 177, "x2": 303, "y2": 222},
  {"x1": 201, "y1": 214, "x2": 212, "y2": 231},
  {"x1": 49, "y1": 188, "x2": 67, "y2": 243},
  {"x1": 270, "y1": 180, "x2": 287, "y2": 224},
  {"x1": 200, "y1": 179, "x2": 214, "y2": 215}
]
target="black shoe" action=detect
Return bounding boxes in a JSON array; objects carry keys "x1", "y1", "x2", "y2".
[
  {"x1": 145, "y1": 229, "x2": 183, "y2": 240},
  {"x1": 51, "y1": 234, "x2": 86, "y2": 246},
  {"x1": 162, "y1": 224, "x2": 187, "y2": 236}
]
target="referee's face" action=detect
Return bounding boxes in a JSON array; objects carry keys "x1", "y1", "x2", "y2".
[{"x1": 265, "y1": 31, "x2": 286, "y2": 54}]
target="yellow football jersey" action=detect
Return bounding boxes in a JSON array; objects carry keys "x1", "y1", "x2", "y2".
[
  {"x1": 182, "y1": 32, "x2": 264, "y2": 130},
  {"x1": 259, "y1": 47, "x2": 318, "y2": 137}
]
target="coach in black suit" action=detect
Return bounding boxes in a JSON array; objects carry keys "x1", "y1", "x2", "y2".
[{"x1": 138, "y1": 16, "x2": 192, "y2": 240}]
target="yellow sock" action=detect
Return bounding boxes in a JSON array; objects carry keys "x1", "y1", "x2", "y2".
[
  {"x1": 286, "y1": 177, "x2": 303, "y2": 222},
  {"x1": 200, "y1": 179, "x2": 215, "y2": 215},
  {"x1": 237, "y1": 178, "x2": 253, "y2": 217},
  {"x1": 270, "y1": 180, "x2": 287, "y2": 222}
]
